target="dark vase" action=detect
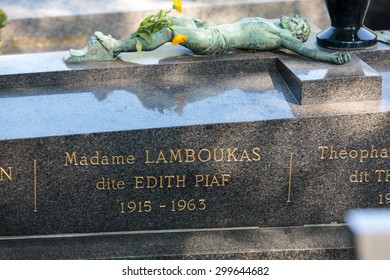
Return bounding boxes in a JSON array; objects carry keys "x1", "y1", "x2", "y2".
[{"x1": 317, "y1": 0, "x2": 377, "y2": 49}]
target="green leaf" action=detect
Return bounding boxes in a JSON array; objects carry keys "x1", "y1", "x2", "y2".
[
  {"x1": 137, "y1": 15, "x2": 153, "y2": 32},
  {"x1": 152, "y1": 22, "x2": 163, "y2": 33},
  {"x1": 139, "y1": 15, "x2": 153, "y2": 27},
  {"x1": 136, "y1": 39, "x2": 142, "y2": 53},
  {"x1": 139, "y1": 32, "x2": 153, "y2": 45},
  {"x1": 132, "y1": 8, "x2": 173, "y2": 45},
  {"x1": 143, "y1": 22, "x2": 153, "y2": 27},
  {"x1": 156, "y1": 10, "x2": 164, "y2": 21}
]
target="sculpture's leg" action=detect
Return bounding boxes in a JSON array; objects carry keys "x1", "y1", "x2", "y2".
[
  {"x1": 377, "y1": 31, "x2": 390, "y2": 44},
  {"x1": 64, "y1": 35, "x2": 115, "y2": 63},
  {"x1": 65, "y1": 28, "x2": 175, "y2": 63},
  {"x1": 280, "y1": 35, "x2": 351, "y2": 65},
  {"x1": 101, "y1": 28, "x2": 175, "y2": 53}
]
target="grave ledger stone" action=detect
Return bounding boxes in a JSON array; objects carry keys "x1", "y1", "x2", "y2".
[{"x1": 0, "y1": 35, "x2": 390, "y2": 259}]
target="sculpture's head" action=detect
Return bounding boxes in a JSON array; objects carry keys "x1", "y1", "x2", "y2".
[{"x1": 280, "y1": 15, "x2": 311, "y2": 42}]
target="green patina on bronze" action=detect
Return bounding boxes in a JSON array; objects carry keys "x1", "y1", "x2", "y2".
[{"x1": 65, "y1": 14, "x2": 353, "y2": 65}]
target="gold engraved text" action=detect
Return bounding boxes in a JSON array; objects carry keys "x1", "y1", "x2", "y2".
[
  {"x1": 134, "y1": 175, "x2": 186, "y2": 189},
  {"x1": 195, "y1": 174, "x2": 230, "y2": 187},
  {"x1": 120, "y1": 198, "x2": 207, "y2": 214},
  {"x1": 145, "y1": 147, "x2": 261, "y2": 164},
  {"x1": 120, "y1": 201, "x2": 152, "y2": 214},
  {"x1": 379, "y1": 193, "x2": 390, "y2": 205},
  {"x1": 96, "y1": 178, "x2": 125, "y2": 190},
  {"x1": 0, "y1": 166, "x2": 12, "y2": 182},
  {"x1": 350, "y1": 170, "x2": 370, "y2": 183},
  {"x1": 64, "y1": 151, "x2": 136, "y2": 166},
  {"x1": 375, "y1": 170, "x2": 390, "y2": 182},
  {"x1": 171, "y1": 198, "x2": 207, "y2": 212},
  {"x1": 318, "y1": 145, "x2": 388, "y2": 163},
  {"x1": 33, "y1": 160, "x2": 38, "y2": 212}
]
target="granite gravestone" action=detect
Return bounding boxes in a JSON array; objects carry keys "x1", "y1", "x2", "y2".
[{"x1": 0, "y1": 28, "x2": 390, "y2": 259}]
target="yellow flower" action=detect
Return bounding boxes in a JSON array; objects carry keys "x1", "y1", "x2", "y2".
[
  {"x1": 172, "y1": 0, "x2": 183, "y2": 13},
  {"x1": 172, "y1": 34, "x2": 187, "y2": 45}
]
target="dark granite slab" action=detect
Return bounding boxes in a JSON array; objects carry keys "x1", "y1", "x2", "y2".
[
  {"x1": 277, "y1": 54, "x2": 382, "y2": 105},
  {"x1": 275, "y1": 33, "x2": 390, "y2": 105},
  {"x1": 1, "y1": 49, "x2": 390, "y2": 236},
  {"x1": 0, "y1": 225, "x2": 354, "y2": 260},
  {"x1": 2, "y1": 94, "x2": 390, "y2": 235},
  {"x1": 0, "y1": 49, "x2": 276, "y2": 89}
]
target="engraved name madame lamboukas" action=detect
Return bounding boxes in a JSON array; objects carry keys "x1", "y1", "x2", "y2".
[
  {"x1": 64, "y1": 147, "x2": 261, "y2": 190},
  {"x1": 64, "y1": 147, "x2": 261, "y2": 166}
]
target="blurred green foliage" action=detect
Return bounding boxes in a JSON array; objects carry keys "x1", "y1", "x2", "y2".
[{"x1": 0, "y1": 9, "x2": 8, "y2": 29}]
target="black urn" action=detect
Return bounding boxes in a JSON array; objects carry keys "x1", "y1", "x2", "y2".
[{"x1": 317, "y1": 0, "x2": 377, "y2": 49}]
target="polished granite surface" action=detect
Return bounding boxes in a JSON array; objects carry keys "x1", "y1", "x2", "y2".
[
  {"x1": 0, "y1": 70, "x2": 291, "y2": 140},
  {"x1": 282, "y1": 54, "x2": 379, "y2": 81},
  {"x1": 0, "y1": 57, "x2": 389, "y2": 140},
  {"x1": 0, "y1": 41, "x2": 390, "y2": 140}
]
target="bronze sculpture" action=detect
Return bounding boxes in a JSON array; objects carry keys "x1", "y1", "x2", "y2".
[{"x1": 65, "y1": 1, "x2": 351, "y2": 64}]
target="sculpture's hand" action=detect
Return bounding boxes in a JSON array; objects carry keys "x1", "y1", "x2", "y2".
[
  {"x1": 331, "y1": 52, "x2": 351, "y2": 65},
  {"x1": 280, "y1": 35, "x2": 351, "y2": 65}
]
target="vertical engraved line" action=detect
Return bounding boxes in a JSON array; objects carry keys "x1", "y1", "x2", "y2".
[
  {"x1": 33, "y1": 160, "x2": 37, "y2": 212},
  {"x1": 287, "y1": 153, "x2": 293, "y2": 203}
]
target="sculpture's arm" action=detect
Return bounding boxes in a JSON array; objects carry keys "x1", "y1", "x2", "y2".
[{"x1": 280, "y1": 34, "x2": 351, "y2": 64}]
